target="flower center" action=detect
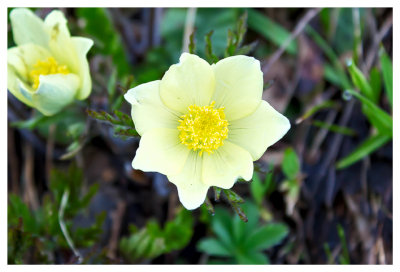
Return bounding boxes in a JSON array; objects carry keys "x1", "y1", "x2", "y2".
[
  {"x1": 178, "y1": 101, "x2": 229, "y2": 156},
  {"x1": 29, "y1": 57, "x2": 70, "y2": 89}
]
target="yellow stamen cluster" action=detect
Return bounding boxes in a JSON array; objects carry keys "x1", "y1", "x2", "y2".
[
  {"x1": 178, "y1": 101, "x2": 229, "y2": 156},
  {"x1": 29, "y1": 57, "x2": 70, "y2": 89}
]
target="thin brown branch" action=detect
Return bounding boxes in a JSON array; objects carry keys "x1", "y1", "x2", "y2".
[
  {"x1": 262, "y1": 8, "x2": 322, "y2": 74},
  {"x1": 23, "y1": 142, "x2": 39, "y2": 210},
  {"x1": 46, "y1": 124, "x2": 56, "y2": 185},
  {"x1": 365, "y1": 11, "x2": 392, "y2": 71},
  {"x1": 8, "y1": 127, "x2": 20, "y2": 195},
  {"x1": 107, "y1": 200, "x2": 126, "y2": 259}
]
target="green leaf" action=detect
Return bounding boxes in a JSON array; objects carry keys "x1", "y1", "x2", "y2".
[
  {"x1": 369, "y1": 67, "x2": 381, "y2": 104},
  {"x1": 229, "y1": 200, "x2": 248, "y2": 223},
  {"x1": 337, "y1": 224, "x2": 350, "y2": 264},
  {"x1": 336, "y1": 133, "x2": 391, "y2": 169},
  {"x1": 76, "y1": 8, "x2": 131, "y2": 76},
  {"x1": 223, "y1": 189, "x2": 244, "y2": 203},
  {"x1": 347, "y1": 59, "x2": 375, "y2": 102},
  {"x1": 379, "y1": 46, "x2": 393, "y2": 108},
  {"x1": 236, "y1": 251, "x2": 270, "y2": 264},
  {"x1": 297, "y1": 100, "x2": 338, "y2": 123},
  {"x1": 8, "y1": 194, "x2": 37, "y2": 233},
  {"x1": 247, "y1": 8, "x2": 297, "y2": 54},
  {"x1": 213, "y1": 187, "x2": 222, "y2": 201},
  {"x1": 211, "y1": 208, "x2": 235, "y2": 251},
  {"x1": 244, "y1": 223, "x2": 289, "y2": 251},
  {"x1": 163, "y1": 209, "x2": 193, "y2": 251},
  {"x1": 203, "y1": 197, "x2": 215, "y2": 216},
  {"x1": 205, "y1": 30, "x2": 219, "y2": 63},
  {"x1": 282, "y1": 147, "x2": 300, "y2": 180},
  {"x1": 306, "y1": 26, "x2": 351, "y2": 89},
  {"x1": 107, "y1": 69, "x2": 118, "y2": 100},
  {"x1": 161, "y1": 8, "x2": 238, "y2": 60},
  {"x1": 197, "y1": 238, "x2": 232, "y2": 257},
  {"x1": 250, "y1": 172, "x2": 265, "y2": 206},
  {"x1": 311, "y1": 120, "x2": 357, "y2": 136},
  {"x1": 345, "y1": 89, "x2": 392, "y2": 135},
  {"x1": 250, "y1": 168, "x2": 273, "y2": 206},
  {"x1": 188, "y1": 31, "x2": 196, "y2": 54}
]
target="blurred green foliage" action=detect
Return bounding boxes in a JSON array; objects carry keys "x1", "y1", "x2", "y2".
[
  {"x1": 280, "y1": 148, "x2": 301, "y2": 215},
  {"x1": 161, "y1": 8, "x2": 239, "y2": 61},
  {"x1": 119, "y1": 208, "x2": 193, "y2": 263},
  {"x1": 76, "y1": 8, "x2": 132, "y2": 77},
  {"x1": 251, "y1": 165, "x2": 275, "y2": 207},
  {"x1": 336, "y1": 53, "x2": 393, "y2": 169},
  {"x1": 246, "y1": 8, "x2": 297, "y2": 55},
  {"x1": 198, "y1": 201, "x2": 288, "y2": 264},
  {"x1": 8, "y1": 163, "x2": 105, "y2": 264}
]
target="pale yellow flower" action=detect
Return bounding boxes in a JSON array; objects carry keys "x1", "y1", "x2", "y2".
[
  {"x1": 7, "y1": 8, "x2": 93, "y2": 116},
  {"x1": 125, "y1": 53, "x2": 290, "y2": 210}
]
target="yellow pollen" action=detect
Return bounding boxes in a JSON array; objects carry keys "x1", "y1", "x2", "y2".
[
  {"x1": 29, "y1": 57, "x2": 70, "y2": 89},
  {"x1": 178, "y1": 101, "x2": 229, "y2": 156}
]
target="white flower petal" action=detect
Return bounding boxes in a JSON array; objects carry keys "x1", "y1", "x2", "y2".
[
  {"x1": 132, "y1": 128, "x2": 190, "y2": 176},
  {"x1": 202, "y1": 141, "x2": 253, "y2": 188},
  {"x1": 8, "y1": 65, "x2": 34, "y2": 107},
  {"x1": 44, "y1": 10, "x2": 79, "y2": 73},
  {"x1": 228, "y1": 100, "x2": 291, "y2": 160},
  {"x1": 212, "y1": 55, "x2": 263, "y2": 121},
  {"x1": 160, "y1": 53, "x2": 215, "y2": 113},
  {"x1": 7, "y1": 44, "x2": 52, "y2": 107},
  {"x1": 10, "y1": 8, "x2": 49, "y2": 47},
  {"x1": 124, "y1": 80, "x2": 180, "y2": 136},
  {"x1": 32, "y1": 73, "x2": 80, "y2": 116},
  {"x1": 168, "y1": 152, "x2": 209, "y2": 210},
  {"x1": 7, "y1": 44, "x2": 52, "y2": 81},
  {"x1": 71, "y1": 37, "x2": 93, "y2": 100}
]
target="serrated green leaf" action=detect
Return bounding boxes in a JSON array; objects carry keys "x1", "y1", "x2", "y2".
[
  {"x1": 203, "y1": 197, "x2": 215, "y2": 215},
  {"x1": 197, "y1": 238, "x2": 232, "y2": 257},
  {"x1": 211, "y1": 208, "x2": 235, "y2": 250},
  {"x1": 282, "y1": 148, "x2": 300, "y2": 180},
  {"x1": 336, "y1": 133, "x2": 391, "y2": 169},
  {"x1": 236, "y1": 251, "x2": 270, "y2": 264},
  {"x1": 188, "y1": 31, "x2": 196, "y2": 54},
  {"x1": 244, "y1": 223, "x2": 289, "y2": 251},
  {"x1": 205, "y1": 30, "x2": 219, "y2": 64},
  {"x1": 380, "y1": 46, "x2": 392, "y2": 108},
  {"x1": 223, "y1": 189, "x2": 244, "y2": 203}
]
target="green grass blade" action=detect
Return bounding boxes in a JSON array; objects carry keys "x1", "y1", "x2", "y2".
[
  {"x1": 247, "y1": 8, "x2": 297, "y2": 55},
  {"x1": 369, "y1": 67, "x2": 382, "y2": 104},
  {"x1": 379, "y1": 46, "x2": 393, "y2": 108},
  {"x1": 306, "y1": 26, "x2": 351, "y2": 89},
  {"x1": 345, "y1": 89, "x2": 392, "y2": 134},
  {"x1": 347, "y1": 59, "x2": 375, "y2": 102},
  {"x1": 336, "y1": 133, "x2": 391, "y2": 169},
  {"x1": 312, "y1": 120, "x2": 357, "y2": 136}
]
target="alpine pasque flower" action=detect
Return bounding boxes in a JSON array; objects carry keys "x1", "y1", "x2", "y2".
[
  {"x1": 125, "y1": 53, "x2": 290, "y2": 209},
  {"x1": 7, "y1": 8, "x2": 93, "y2": 116}
]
